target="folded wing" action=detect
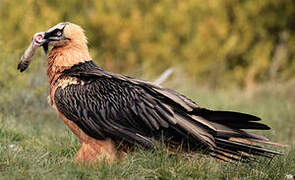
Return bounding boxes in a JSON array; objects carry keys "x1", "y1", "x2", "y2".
[{"x1": 54, "y1": 61, "x2": 283, "y2": 162}]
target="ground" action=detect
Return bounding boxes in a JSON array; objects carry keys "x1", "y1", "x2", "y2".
[{"x1": 0, "y1": 70, "x2": 294, "y2": 179}]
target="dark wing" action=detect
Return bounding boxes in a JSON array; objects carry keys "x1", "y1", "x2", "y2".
[
  {"x1": 54, "y1": 61, "x2": 283, "y2": 161},
  {"x1": 54, "y1": 76, "x2": 216, "y2": 150}
]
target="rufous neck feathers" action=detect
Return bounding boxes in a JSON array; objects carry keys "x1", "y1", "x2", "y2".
[{"x1": 47, "y1": 39, "x2": 91, "y2": 85}]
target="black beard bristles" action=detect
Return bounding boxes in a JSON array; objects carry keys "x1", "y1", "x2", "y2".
[{"x1": 42, "y1": 42, "x2": 49, "y2": 54}]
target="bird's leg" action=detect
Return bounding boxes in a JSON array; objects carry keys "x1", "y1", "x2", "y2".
[
  {"x1": 75, "y1": 137, "x2": 117, "y2": 165},
  {"x1": 56, "y1": 112, "x2": 117, "y2": 164}
]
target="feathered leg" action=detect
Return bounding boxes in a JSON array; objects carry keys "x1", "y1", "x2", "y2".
[
  {"x1": 75, "y1": 138, "x2": 117, "y2": 164},
  {"x1": 57, "y1": 112, "x2": 117, "y2": 164}
]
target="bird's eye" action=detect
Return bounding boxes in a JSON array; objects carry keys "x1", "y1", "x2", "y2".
[{"x1": 56, "y1": 31, "x2": 62, "y2": 37}]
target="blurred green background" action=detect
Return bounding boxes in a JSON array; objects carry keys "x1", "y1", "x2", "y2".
[{"x1": 1, "y1": 0, "x2": 295, "y2": 89}]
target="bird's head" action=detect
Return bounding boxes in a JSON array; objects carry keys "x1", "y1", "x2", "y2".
[
  {"x1": 41, "y1": 22, "x2": 87, "y2": 53},
  {"x1": 17, "y1": 22, "x2": 90, "y2": 72}
]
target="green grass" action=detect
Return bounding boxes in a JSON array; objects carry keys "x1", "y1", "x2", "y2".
[{"x1": 0, "y1": 70, "x2": 295, "y2": 179}]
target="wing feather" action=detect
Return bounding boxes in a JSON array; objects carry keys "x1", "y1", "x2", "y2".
[{"x1": 54, "y1": 77, "x2": 215, "y2": 149}]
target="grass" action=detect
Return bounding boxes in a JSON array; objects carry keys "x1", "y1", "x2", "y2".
[{"x1": 0, "y1": 64, "x2": 295, "y2": 179}]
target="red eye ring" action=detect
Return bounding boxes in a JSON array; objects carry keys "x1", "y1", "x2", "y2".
[{"x1": 56, "y1": 31, "x2": 62, "y2": 37}]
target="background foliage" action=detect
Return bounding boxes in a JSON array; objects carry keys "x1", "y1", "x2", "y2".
[{"x1": 0, "y1": 0, "x2": 295, "y2": 88}]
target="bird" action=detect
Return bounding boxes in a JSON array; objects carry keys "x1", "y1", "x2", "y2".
[{"x1": 17, "y1": 22, "x2": 283, "y2": 164}]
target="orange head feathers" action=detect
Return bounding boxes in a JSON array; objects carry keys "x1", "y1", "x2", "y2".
[
  {"x1": 43, "y1": 22, "x2": 92, "y2": 85},
  {"x1": 63, "y1": 23, "x2": 88, "y2": 48}
]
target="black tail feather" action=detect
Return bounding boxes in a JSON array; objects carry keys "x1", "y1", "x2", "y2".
[
  {"x1": 197, "y1": 109, "x2": 261, "y2": 122},
  {"x1": 196, "y1": 110, "x2": 284, "y2": 162},
  {"x1": 215, "y1": 138, "x2": 283, "y2": 159},
  {"x1": 220, "y1": 121, "x2": 270, "y2": 130}
]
